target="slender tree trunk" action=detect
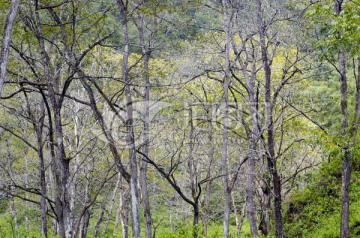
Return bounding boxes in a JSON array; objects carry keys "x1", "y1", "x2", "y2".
[
  {"x1": 24, "y1": 147, "x2": 29, "y2": 230},
  {"x1": 70, "y1": 99, "x2": 82, "y2": 235},
  {"x1": 0, "y1": 0, "x2": 20, "y2": 97},
  {"x1": 221, "y1": 1, "x2": 231, "y2": 236},
  {"x1": 6, "y1": 140, "x2": 18, "y2": 230},
  {"x1": 332, "y1": 1, "x2": 351, "y2": 237},
  {"x1": 116, "y1": 2, "x2": 141, "y2": 237},
  {"x1": 238, "y1": 202, "x2": 247, "y2": 236},
  {"x1": 78, "y1": 178, "x2": 90, "y2": 238},
  {"x1": 246, "y1": 94, "x2": 259, "y2": 237},
  {"x1": 231, "y1": 194, "x2": 241, "y2": 236},
  {"x1": 137, "y1": 11, "x2": 153, "y2": 238},
  {"x1": 37, "y1": 123, "x2": 49, "y2": 238},
  {"x1": 47, "y1": 157, "x2": 58, "y2": 235},
  {"x1": 243, "y1": 39, "x2": 260, "y2": 238},
  {"x1": 188, "y1": 108, "x2": 199, "y2": 237},
  {"x1": 94, "y1": 204, "x2": 105, "y2": 237},
  {"x1": 102, "y1": 176, "x2": 120, "y2": 234},
  {"x1": 80, "y1": 209, "x2": 90, "y2": 238},
  {"x1": 114, "y1": 175, "x2": 130, "y2": 238},
  {"x1": 339, "y1": 51, "x2": 350, "y2": 238},
  {"x1": 203, "y1": 121, "x2": 214, "y2": 237},
  {"x1": 170, "y1": 206, "x2": 174, "y2": 232}
]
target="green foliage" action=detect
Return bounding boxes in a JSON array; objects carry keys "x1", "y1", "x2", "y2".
[
  {"x1": 306, "y1": 0, "x2": 360, "y2": 56},
  {"x1": 284, "y1": 156, "x2": 360, "y2": 237}
]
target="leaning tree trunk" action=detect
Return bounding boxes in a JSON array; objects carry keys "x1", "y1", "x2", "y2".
[{"x1": 0, "y1": 0, "x2": 20, "y2": 97}]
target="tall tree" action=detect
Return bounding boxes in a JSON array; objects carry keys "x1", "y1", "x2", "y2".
[
  {"x1": 221, "y1": 1, "x2": 232, "y2": 236},
  {"x1": 116, "y1": 1, "x2": 141, "y2": 237}
]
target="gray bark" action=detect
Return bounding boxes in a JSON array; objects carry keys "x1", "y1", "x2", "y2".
[
  {"x1": 102, "y1": 176, "x2": 120, "y2": 234},
  {"x1": 116, "y1": 1, "x2": 141, "y2": 237},
  {"x1": 6, "y1": 140, "x2": 18, "y2": 230},
  {"x1": 94, "y1": 203, "x2": 105, "y2": 237},
  {"x1": 34, "y1": 1, "x2": 71, "y2": 236},
  {"x1": 113, "y1": 174, "x2": 130, "y2": 238},
  {"x1": 79, "y1": 209, "x2": 90, "y2": 238},
  {"x1": 203, "y1": 120, "x2": 214, "y2": 237},
  {"x1": 221, "y1": 1, "x2": 231, "y2": 236},
  {"x1": 24, "y1": 92, "x2": 48, "y2": 237},
  {"x1": 136, "y1": 10, "x2": 153, "y2": 238},
  {"x1": 0, "y1": 0, "x2": 20, "y2": 97}
]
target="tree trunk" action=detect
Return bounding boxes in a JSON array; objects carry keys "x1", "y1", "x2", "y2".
[
  {"x1": 24, "y1": 147, "x2": 29, "y2": 231},
  {"x1": 80, "y1": 209, "x2": 90, "y2": 238},
  {"x1": 203, "y1": 121, "x2": 214, "y2": 237},
  {"x1": 339, "y1": 51, "x2": 350, "y2": 238},
  {"x1": 116, "y1": 2, "x2": 141, "y2": 237},
  {"x1": 259, "y1": 181, "x2": 270, "y2": 236},
  {"x1": 0, "y1": 0, "x2": 20, "y2": 97},
  {"x1": 221, "y1": 1, "x2": 231, "y2": 236},
  {"x1": 188, "y1": 108, "x2": 199, "y2": 236},
  {"x1": 231, "y1": 194, "x2": 241, "y2": 236},
  {"x1": 193, "y1": 201, "x2": 199, "y2": 238},
  {"x1": 69, "y1": 99, "x2": 82, "y2": 236},
  {"x1": 137, "y1": 11, "x2": 153, "y2": 238},
  {"x1": 6, "y1": 140, "x2": 18, "y2": 230},
  {"x1": 257, "y1": 0, "x2": 283, "y2": 237},
  {"x1": 333, "y1": 1, "x2": 351, "y2": 237},
  {"x1": 94, "y1": 204, "x2": 105, "y2": 237},
  {"x1": 102, "y1": 175, "x2": 120, "y2": 234},
  {"x1": 114, "y1": 175, "x2": 130, "y2": 238},
  {"x1": 244, "y1": 35, "x2": 260, "y2": 238},
  {"x1": 34, "y1": 2, "x2": 72, "y2": 236},
  {"x1": 238, "y1": 202, "x2": 247, "y2": 236}
]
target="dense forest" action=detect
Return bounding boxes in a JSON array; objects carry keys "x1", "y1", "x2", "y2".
[{"x1": 0, "y1": 0, "x2": 359, "y2": 237}]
